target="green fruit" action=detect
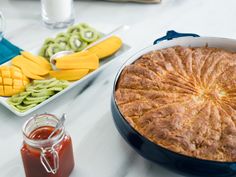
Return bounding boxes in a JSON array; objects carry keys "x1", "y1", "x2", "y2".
[
  {"x1": 15, "y1": 104, "x2": 37, "y2": 112},
  {"x1": 56, "y1": 32, "x2": 70, "y2": 39},
  {"x1": 69, "y1": 35, "x2": 87, "y2": 51},
  {"x1": 67, "y1": 26, "x2": 81, "y2": 34},
  {"x1": 80, "y1": 28, "x2": 98, "y2": 43},
  {"x1": 39, "y1": 44, "x2": 49, "y2": 58},
  {"x1": 43, "y1": 38, "x2": 55, "y2": 46},
  {"x1": 46, "y1": 43, "x2": 62, "y2": 57},
  {"x1": 55, "y1": 37, "x2": 69, "y2": 50},
  {"x1": 77, "y1": 23, "x2": 90, "y2": 29},
  {"x1": 7, "y1": 79, "x2": 69, "y2": 112}
]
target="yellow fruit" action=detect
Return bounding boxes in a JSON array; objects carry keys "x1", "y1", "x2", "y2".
[
  {"x1": 88, "y1": 36, "x2": 122, "y2": 59},
  {"x1": 0, "y1": 86, "x2": 3, "y2": 96},
  {"x1": 21, "y1": 51, "x2": 51, "y2": 70},
  {"x1": 21, "y1": 68, "x2": 45, "y2": 80},
  {"x1": 0, "y1": 66, "x2": 29, "y2": 96},
  {"x1": 55, "y1": 51, "x2": 92, "y2": 61},
  {"x1": 12, "y1": 55, "x2": 49, "y2": 76},
  {"x1": 49, "y1": 69, "x2": 89, "y2": 81},
  {"x1": 55, "y1": 53, "x2": 99, "y2": 70}
]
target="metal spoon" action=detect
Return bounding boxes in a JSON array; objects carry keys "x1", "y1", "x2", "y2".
[{"x1": 48, "y1": 113, "x2": 66, "y2": 139}]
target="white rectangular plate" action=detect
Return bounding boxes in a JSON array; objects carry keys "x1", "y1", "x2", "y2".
[{"x1": 0, "y1": 36, "x2": 131, "y2": 117}]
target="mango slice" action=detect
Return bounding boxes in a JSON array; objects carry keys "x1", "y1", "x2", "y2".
[
  {"x1": 21, "y1": 51, "x2": 51, "y2": 70},
  {"x1": 55, "y1": 51, "x2": 92, "y2": 61},
  {"x1": 55, "y1": 53, "x2": 99, "y2": 70},
  {"x1": 12, "y1": 55, "x2": 49, "y2": 76},
  {"x1": 0, "y1": 66, "x2": 29, "y2": 96},
  {"x1": 88, "y1": 36, "x2": 122, "y2": 59},
  {"x1": 21, "y1": 68, "x2": 45, "y2": 80},
  {"x1": 50, "y1": 69, "x2": 89, "y2": 81}
]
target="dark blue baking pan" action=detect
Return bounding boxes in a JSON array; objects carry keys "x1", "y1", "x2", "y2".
[{"x1": 111, "y1": 31, "x2": 236, "y2": 177}]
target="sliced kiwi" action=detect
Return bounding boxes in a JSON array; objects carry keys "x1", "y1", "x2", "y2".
[
  {"x1": 67, "y1": 26, "x2": 81, "y2": 34},
  {"x1": 39, "y1": 23, "x2": 100, "y2": 59},
  {"x1": 56, "y1": 32, "x2": 70, "y2": 39},
  {"x1": 33, "y1": 78, "x2": 56, "y2": 85},
  {"x1": 45, "y1": 80, "x2": 61, "y2": 88},
  {"x1": 26, "y1": 85, "x2": 46, "y2": 92},
  {"x1": 43, "y1": 38, "x2": 55, "y2": 46},
  {"x1": 7, "y1": 79, "x2": 69, "y2": 112},
  {"x1": 15, "y1": 104, "x2": 37, "y2": 112},
  {"x1": 31, "y1": 90, "x2": 54, "y2": 97},
  {"x1": 77, "y1": 23, "x2": 90, "y2": 29},
  {"x1": 25, "y1": 95, "x2": 49, "y2": 102},
  {"x1": 80, "y1": 28, "x2": 98, "y2": 43},
  {"x1": 48, "y1": 87, "x2": 64, "y2": 92},
  {"x1": 7, "y1": 92, "x2": 30, "y2": 105},
  {"x1": 55, "y1": 37, "x2": 69, "y2": 50},
  {"x1": 39, "y1": 44, "x2": 50, "y2": 58},
  {"x1": 69, "y1": 34, "x2": 87, "y2": 51},
  {"x1": 46, "y1": 43, "x2": 62, "y2": 57}
]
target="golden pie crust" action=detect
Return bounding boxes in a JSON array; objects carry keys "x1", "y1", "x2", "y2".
[{"x1": 115, "y1": 46, "x2": 236, "y2": 162}]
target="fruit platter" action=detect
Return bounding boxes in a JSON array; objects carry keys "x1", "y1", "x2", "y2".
[{"x1": 0, "y1": 23, "x2": 130, "y2": 116}]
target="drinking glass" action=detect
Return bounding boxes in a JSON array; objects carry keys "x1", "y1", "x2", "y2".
[
  {"x1": 41, "y1": 0, "x2": 75, "y2": 29},
  {"x1": 0, "y1": 12, "x2": 5, "y2": 40}
]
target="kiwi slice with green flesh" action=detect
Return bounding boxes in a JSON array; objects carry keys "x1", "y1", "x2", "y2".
[
  {"x1": 67, "y1": 26, "x2": 81, "y2": 34},
  {"x1": 43, "y1": 38, "x2": 55, "y2": 46},
  {"x1": 31, "y1": 90, "x2": 54, "y2": 97},
  {"x1": 77, "y1": 23, "x2": 91, "y2": 29},
  {"x1": 25, "y1": 95, "x2": 49, "y2": 102},
  {"x1": 33, "y1": 78, "x2": 57, "y2": 85},
  {"x1": 55, "y1": 37, "x2": 69, "y2": 50},
  {"x1": 80, "y1": 28, "x2": 98, "y2": 43},
  {"x1": 56, "y1": 32, "x2": 70, "y2": 39},
  {"x1": 7, "y1": 79, "x2": 69, "y2": 112},
  {"x1": 69, "y1": 35, "x2": 87, "y2": 51},
  {"x1": 15, "y1": 104, "x2": 38, "y2": 112},
  {"x1": 23, "y1": 99, "x2": 47, "y2": 106},
  {"x1": 7, "y1": 92, "x2": 31, "y2": 105},
  {"x1": 39, "y1": 44, "x2": 50, "y2": 58},
  {"x1": 48, "y1": 87, "x2": 65, "y2": 92},
  {"x1": 46, "y1": 43, "x2": 63, "y2": 57}
]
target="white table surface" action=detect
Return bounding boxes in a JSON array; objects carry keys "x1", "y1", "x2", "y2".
[{"x1": 1, "y1": 0, "x2": 236, "y2": 176}]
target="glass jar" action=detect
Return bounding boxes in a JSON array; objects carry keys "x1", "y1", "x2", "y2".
[
  {"x1": 21, "y1": 114, "x2": 74, "y2": 177},
  {"x1": 41, "y1": 0, "x2": 75, "y2": 29}
]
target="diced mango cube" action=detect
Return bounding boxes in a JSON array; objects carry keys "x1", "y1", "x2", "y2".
[
  {"x1": 12, "y1": 70, "x2": 23, "y2": 79},
  {"x1": 0, "y1": 86, "x2": 3, "y2": 95},
  {"x1": 13, "y1": 85, "x2": 23, "y2": 89},
  {"x1": 4, "y1": 86, "x2": 13, "y2": 96},
  {"x1": 13, "y1": 79, "x2": 23, "y2": 86},
  {"x1": 0, "y1": 65, "x2": 29, "y2": 96},
  {"x1": 1, "y1": 66, "x2": 9, "y2": 70},
  {"x1": 3, "y1": 78, "x2": 13, "y2": 86},
  {"x1": 23, "y1": 80, "x2": 29, "y2": 86},
  {"x1": 1, "y1": 70, "x2": 11, "y2": 78}
]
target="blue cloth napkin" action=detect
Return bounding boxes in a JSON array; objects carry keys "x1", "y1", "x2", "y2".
[{"x1": 0, "y1": 37, "x2": 22, "y2": 65}]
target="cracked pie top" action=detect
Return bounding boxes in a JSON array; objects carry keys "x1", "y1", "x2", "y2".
[{"x1": 115, "y1": 46, "x2": 236, "y2": 162}]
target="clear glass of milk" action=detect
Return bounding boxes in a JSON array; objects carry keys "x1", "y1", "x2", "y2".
[{"x1": 41, "y1": 0, "x2": 75, "y2": 29}]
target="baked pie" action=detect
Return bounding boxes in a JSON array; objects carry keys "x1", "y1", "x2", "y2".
[{"x1": 115, "y1": 46, "x2": 236, "y2": 162}]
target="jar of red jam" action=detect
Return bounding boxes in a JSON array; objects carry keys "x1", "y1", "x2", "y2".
[{"x1": 21, "y1": 113, "x2": 74, "y2": 177}]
